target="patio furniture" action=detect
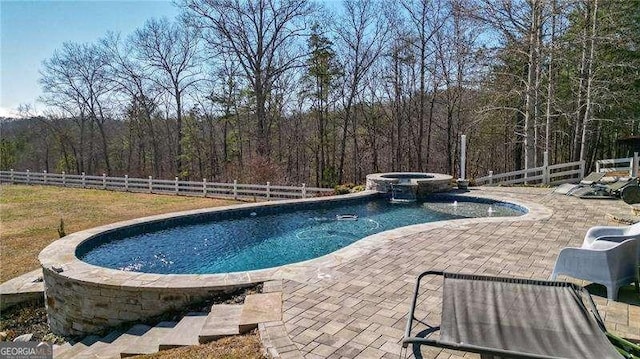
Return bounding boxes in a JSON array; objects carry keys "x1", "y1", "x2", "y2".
[
  {"x1": 582, "y1": 222, "x2": 640, "y2": 249},
  {"x1": 622, "y1": 184, "x2": 640, "y2": 204},
  {"x1": 550, "y1": 238, "x2": 639, "y2": 300},
  {"x1": 576, "y1": 177, "x2": 638, "y2": 199},
  {"x1": 580, "y1": 171, "x2": 606, "y2": 185},
  {"x1": 403, "y1": 271, "x2": 623, "y2": 358}
]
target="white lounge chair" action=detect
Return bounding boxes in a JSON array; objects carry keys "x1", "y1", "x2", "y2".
[{"x1": 550, "y1": 238, "x2": 639, "y2": 300}]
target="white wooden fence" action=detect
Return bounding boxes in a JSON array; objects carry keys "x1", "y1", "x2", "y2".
[
  {"x1": 595, "y1": 153, "x2": 639, "y2": 176},
  {"x1": 475, "y1": 159, "x2": 585, "y2": 186},
  {"x1": 0, "y1": 170, "x2": 333, "y2": 200}
]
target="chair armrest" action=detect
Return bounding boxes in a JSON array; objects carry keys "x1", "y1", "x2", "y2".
[{"x1": 583, "y1": 226, "x2": 625, "y2": 247}]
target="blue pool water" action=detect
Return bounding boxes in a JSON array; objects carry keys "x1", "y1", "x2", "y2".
[{"x1": 79, "y1": 196, "x2": 525, "y2": 274}]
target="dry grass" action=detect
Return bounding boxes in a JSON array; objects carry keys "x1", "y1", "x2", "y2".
[
  {"x1": 134, "y1": 332, "x2": 266, "y2": 359},
  {"x1": 0, "y1": 185, "x2": 239, "y2": 282}
]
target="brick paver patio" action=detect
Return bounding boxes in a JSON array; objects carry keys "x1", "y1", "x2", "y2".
[{"x1": 267, "y1": 187, "x2": 640, "y2": 359}]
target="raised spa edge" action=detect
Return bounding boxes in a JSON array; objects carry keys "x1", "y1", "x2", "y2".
[{"x1": 365, "y1": 172, "x2": 454, "y2": 198}]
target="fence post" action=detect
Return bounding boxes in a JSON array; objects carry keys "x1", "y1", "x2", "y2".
[
  {"x1": 27, "y1": 169, "x2": 30, "y2": 184},
  {"x1": 302, "y1": 183, "x2": 307, "y2": 198},
  {"x1": 103, "y1": 173, "x2": 107, "y2": 189},
  {"x1": 148, "y1": 176, "x2": 153, "y2": 193},
  {"x1": 125, "y1": 175, "x2": 129, "y2": 191},
  {"x1": 203, "y1": 178, "x2": 207, "y2": 197},
  {"x1": 10, "y1": 169, "x2": 14, "y2": 183},
  {"x1": 579, "y1": 161, "x2": 585, "y2": 179},
  {"x1": 596, "y1": 160, "x2": 600, "y2": 173},
  {"x1": 82, "y1": 172, "x2": 86, "y2": 188},
  {"x1": 174, "y1": 177, "x2": 179, "y2": 195},
  {"x1": 488, "y1": 171, "x2": 493, "y2": 185},
  {"x1": 543, "y1": 151, "x2": 549, "y2": 184},
  {"x1": 632, "y1": 152, "x2": 638, "y2": 177},
  {"x1": 233, "y1": 180, "x2": 238, "y2": 200},
  {"x1": 43, "y1": 170, "x2": 47, "y2": 185},
  {"x1": 62, "y1": 171, "x2": 66, "y2": 186},
  {"x1": 266, "y1": 182, "x2": 271, "y2": 200}
]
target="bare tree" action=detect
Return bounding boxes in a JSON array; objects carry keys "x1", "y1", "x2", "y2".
[
  {"x1": 40, "y1": 42, "x2": 114, "y2": 173},
  {"x1": 101, "y1": 32, "x2": 165, "y2": 177},
  {"x1": 335, "y1": 0, "x2": 390, "y2": 183},
  {"x1": 400, "y1": 0, "x2": 447, "y2": 171},
  {"x1": 133, "y1": 17, "x2": 201, "y2": 178},
  {"x1": 182, "y1": 0, "x2": 315, "y2": 158}
]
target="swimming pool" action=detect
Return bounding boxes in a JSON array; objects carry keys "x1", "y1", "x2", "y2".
[{"x1": 78, "y1": 196, "x2": 526, "y2": 274}]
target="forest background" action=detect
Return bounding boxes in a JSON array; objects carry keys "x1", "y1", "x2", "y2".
[{"x1": 1, "y1": 0, "x2": 638, "y2": 187}]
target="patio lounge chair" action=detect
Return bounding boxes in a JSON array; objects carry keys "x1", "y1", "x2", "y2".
[
  {"x1": 403, "y1": 271, "x2": 623, "y2": 358},
  {"x1": 577, "y1": 177, "x2": 638, "y2": 199},
  {"x1": 550, "y1": 238, "x2": 639, "y2": 300},
  {"x1": 565, "y1": 172, "x2": 607, "y2": 196},
  {"x1": 580, "y1": 171, "x2": 606, "y2": 185}
]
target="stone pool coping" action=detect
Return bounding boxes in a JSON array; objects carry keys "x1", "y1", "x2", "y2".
[{"x1": 39, "y1": 189, "x2": 549, "y2": 292}]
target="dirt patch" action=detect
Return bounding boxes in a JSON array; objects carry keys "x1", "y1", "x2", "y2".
[{"x1": 0, "y1": 299, "x2": 64, "y2": 343}]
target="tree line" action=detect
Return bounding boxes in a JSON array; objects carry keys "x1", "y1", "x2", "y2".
[{"x1": 1, "y1": 0, "x2": 638, "y2": 187}]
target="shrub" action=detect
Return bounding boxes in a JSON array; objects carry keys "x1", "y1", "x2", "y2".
[{"x1": 334, "y1": 185, "x2": 351, "y2": 195}]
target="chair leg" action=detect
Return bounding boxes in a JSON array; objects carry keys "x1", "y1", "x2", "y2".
[{"x1": 606, "y1": 284, "x2": 619, "y2": 301}]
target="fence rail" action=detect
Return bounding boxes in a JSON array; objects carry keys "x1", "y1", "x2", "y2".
[
  {"x1": 595, "y1": 154, "x2": 639, "y2": 176},
  {"x1": 475, "y1": 159, "x2": 585, "y2": 186},
  {"x1": 0, "y1": 170, "x2": 333, "y2": 200}
]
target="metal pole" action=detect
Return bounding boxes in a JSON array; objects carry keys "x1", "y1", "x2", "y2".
[
  {"x1": 460, "y1": 135, "x2": 466, "y2": 180},
  {"x1": 10, "y1": 169, "x2": 14, "y2": 183},
  {"x1": 148, "y1": 176, "x2": 153, "y2": 193},
  {"x1": 62, "y1": 171, "x2": 66, "y2": 186},
  {"x1": 174, "y1": 177, "x2": 179, "y2": 194},
  {"x1": 103, "y1": 173, "x2": 107, "y2": 189},
  {"x1": 203, "y1": 178, "x2": 207, "y2": 196},
  {"x1": 43, "y1": 170, "x2": 48, "y2": 185},
  {"x1": 302, "y1": 183, "x2": 307, "y2": 198},
  {"x1": 633, "y1": 152, "x2": 638, "y2": 177},
  {"x1": 27, "y1": 169, "x2": 30, "y2": 184},
  {"x1": 488, "y1": 171, "x2": 493, "y2": 185},
  {"x1": 543, "y1": 151, "x2": 549, "y2": 184},
  {"x1": 82, "y1": 172, "x2": 86, "y2": 188},
  {"x1": 125, "y1": 175, "x2": 129, "y2": 191}
]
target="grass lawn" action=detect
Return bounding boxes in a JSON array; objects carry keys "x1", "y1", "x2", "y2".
[{"x1": 0, "y1": 185, "x2": 239, "y2": 283}]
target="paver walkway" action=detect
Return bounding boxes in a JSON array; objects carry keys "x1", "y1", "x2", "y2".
[{"x1": 270, "y1": 187, "x2": 640, "y2": 359}]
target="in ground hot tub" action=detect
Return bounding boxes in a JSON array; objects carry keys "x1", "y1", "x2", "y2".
[{"x1": 365, "y1": 172, "x2": 453, "y2": 200}]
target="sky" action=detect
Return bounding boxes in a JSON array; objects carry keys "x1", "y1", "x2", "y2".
[{"x1": 0, "y1": 0, "x2": 181, "y2": 117}]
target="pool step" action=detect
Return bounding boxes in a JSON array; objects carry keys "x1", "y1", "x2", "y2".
[
  {"x1": 199, "y1": 304, "x2": 242, "y2": 343},
  {"x1": 76, "y1": 325, "x2": 151, "y2": 359},
  {"x1": 158, "y1": 312, "x2": 208, "y2": 350},
  {"x1": 54, "y1": 291, "x2": 284, "y2": 358},
  {"x1": 52, "y1": 342, "x2": 71, "y2": 357},
  {"x1": 55, "y1": 335, "x2": 101, "y2": 359},
  {"x1": 238, "y1": 292, "x2": 282, "y2": 333},
  {"x1": 120, "y1": 321, "x2": 177, "y2": 357}
]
